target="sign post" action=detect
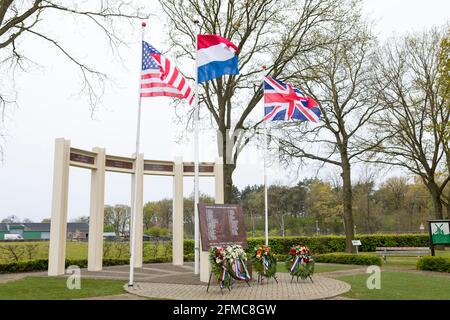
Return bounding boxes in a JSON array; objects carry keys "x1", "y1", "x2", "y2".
[
  {"x1": 428, "y1": 220, "x2": 450, "y2": 256},
  {"x1": 351, "y1": 240, "x2": 362, "y2": 254}
]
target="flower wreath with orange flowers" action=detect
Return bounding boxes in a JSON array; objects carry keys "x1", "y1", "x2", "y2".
[{"x1": 251, "y1": 245, "x2": 277, "y2": 279}]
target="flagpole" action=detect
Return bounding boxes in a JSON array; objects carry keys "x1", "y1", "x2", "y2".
[
  {"x1": 263, "y1": 122, "x2": 269, "y2": 246},
  {"x1": 262, "y1": 66, "x2": 269, "y2": 247},
  {"x1": 263, "y1": 117, "x2": 269, "y2": 247},
  {"x1": 128, "y1": 21, "x2": 146, "y2": 287},
  {"x1": 193, "y1": 20, "x2": 200, "y2": 275}
]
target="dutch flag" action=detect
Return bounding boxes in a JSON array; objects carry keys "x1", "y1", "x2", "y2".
[{"x1": 197, "y1": 35, "x2": 239, "y2": 83}]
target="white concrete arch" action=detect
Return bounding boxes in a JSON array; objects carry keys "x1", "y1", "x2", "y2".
[{"x1": 48, "y1": 138, "x2": 223, "y2": 282}]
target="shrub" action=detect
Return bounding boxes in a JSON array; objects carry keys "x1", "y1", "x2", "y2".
[
  {"x1": 145, "y1": 226, "x2": 170, "y2": 238},
  {"x1": 0, "y1": 255, "x2": 194, "y2": 274},
  {"x1": 184, "y1": 239, "x2": 194, "y2": 255},
  {"x1": 314, "y1": 253, "x2": 383, "y2": 266},
  {"x1": 0, "y1": 259, "x2": 48, "y2": 274},
  {"x1": 416, "y1": 256, "x2": 450, "y2": 273}
]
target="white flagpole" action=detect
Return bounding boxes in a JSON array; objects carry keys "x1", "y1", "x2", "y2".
[
  {"x1": 128, "y1": 21, "x2": 146, "y2": 287},
  {"x1": 193, "y1": 21, "x2": 200, "y2": 275},
  {"x1": 263, "y1": 115, "x2": 269, "y2": 246},
  {"x1": 262, "y1": 67, "x2": 269, "y2": 247}
]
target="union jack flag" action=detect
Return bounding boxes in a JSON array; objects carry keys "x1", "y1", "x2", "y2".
[
  {"x1": 141, "y1": 41, "x2": 194, "y2": 105},
  {"x1": 263, "y1": 76, "x2": 320, "y2": 123}
]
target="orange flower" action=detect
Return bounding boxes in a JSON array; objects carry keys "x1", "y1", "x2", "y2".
[
  {"x1": 264, "y1": 247, "x2": 269, "y2": 252},
  {"x1": 257, "y1": 250, "x2": 262, "y2": 255}
]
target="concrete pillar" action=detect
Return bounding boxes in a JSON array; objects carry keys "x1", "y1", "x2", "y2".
[
  {"x1": 131, "y1": 154, "x2": 144, "y2": 268},
  {"x1": 48, "y1": 138, "x2": 70, "y2": 276},
  {"x1": 172, "y1": 156, "x2": 184, "y2": 265},
  {"x1": 200, "y1": 157, "x2": 224, "y2": 282},
  {"x1": 87, "y1": 147, "x2": 106, "y2": 271},
  {"x1": 214, "y1": 157, "x2": 225, "y2": 203}
]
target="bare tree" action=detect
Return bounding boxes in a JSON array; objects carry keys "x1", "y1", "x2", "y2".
[
  {"x1": 437, "y1": 35, "x2": 450, "y2": 218},
  {"x1": 368, "y1": 27, "x2": 450, "y2": 219},
  {"x1": 0, "y1": 0, "x2": 148, "y2": 158},
  {"x1": 0, "y1": 244, "x2": 24, "y2": 262},
  {"x1": 159, "y1": 0, "x2": 359, "y2": 202},
  {"x1": 104, "y1": 204, "x2": 131, "y2": 237},
  {"x1": 23, "y1": 243, "x2": 39, "y2": 260},
  {"x1": 275, "y1": 15, "x2": 382, "y2": 252}
]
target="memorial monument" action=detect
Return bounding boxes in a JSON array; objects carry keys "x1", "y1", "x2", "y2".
[{"x1": 48, "y1": 137, "x2": 224, "y2": 283}]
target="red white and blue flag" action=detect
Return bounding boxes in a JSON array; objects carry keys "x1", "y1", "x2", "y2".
[
  {"x1": 197, "y1": 35, "x2": 239, "y2": 83},
  {"x1": 141, "y1": 41, "x2": 194, "y2": 106},
  {"x1": 263, "y1": 76, "x2": 320, "y2": 123}
]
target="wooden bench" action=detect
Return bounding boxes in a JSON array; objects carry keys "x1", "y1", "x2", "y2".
[{"x1": 375, "y1": 247, "x2": 430, "y2": 263}]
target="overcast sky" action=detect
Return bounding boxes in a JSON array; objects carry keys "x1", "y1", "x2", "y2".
[{"x1": 0, "y1": 0, "x2": 449, "y2": 222}]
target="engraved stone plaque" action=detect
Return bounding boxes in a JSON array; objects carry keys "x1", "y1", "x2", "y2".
[
  {"x1": 198, "y1": 204, "x2": 247, "y2": 251},
  {"x1": 183, "y1": 165, "x2": 214, "y2": 173},
  {"x1": 105, "y1": 159, "x2": 133, "y2": 169},
  {"x1": 70, "y1": 153, "x2": 95, "y2": 165},
  {"x1": 144, "y1": 163, "x2": 173, "y2": 172}
]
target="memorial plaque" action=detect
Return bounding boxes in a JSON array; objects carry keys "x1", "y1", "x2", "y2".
[
  {"x1": 105, "y1": 159, "x2": 133, "y2": 170},
  {"x1": 70, "y1": 152, "x2": 95, "y2": 165},
  {"x1": 198, "y1": 203, "x2": 247, "y2": 251},
  {"x1": 144, "y1": 163, "x2": 173, "y2": 172},
  {"x1": 183, "y1": 165, "x2": 214, "y2": 173}
]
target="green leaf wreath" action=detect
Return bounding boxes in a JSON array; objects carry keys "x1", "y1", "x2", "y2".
[
  {"x1": 251, "y1": 244, "x2": 277, "y2": 279},
  {"x1": 285, "y1": 244, "x2": 315, "y2": 280},
  {"x1": 208, "y1": 245, "x2": 250, "y2": 290}
]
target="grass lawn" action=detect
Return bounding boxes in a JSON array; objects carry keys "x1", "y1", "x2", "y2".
[
  {"x1": 337, "y1": 271, "x2": 450, "y2": 300},
  {"x1": 0, "y1": 276, "x2": 126, "y2": 300}
]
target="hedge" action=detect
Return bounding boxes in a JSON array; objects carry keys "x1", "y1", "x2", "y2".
[
  {"x1": 0, "y1": 256, "x2": 194, "y2": 274},
  {"x1": 184, "y1": 234, "x2": 429, "y2": 256},
  {"x1": 0, "y1": 234, "x2": 428, "y2": 274},
  {"x1": 416, "y1": 256, "x2": 450, "y2": 273},
  {"x1": 314, "y1": 253, "x2": 383, "y2": 266}
]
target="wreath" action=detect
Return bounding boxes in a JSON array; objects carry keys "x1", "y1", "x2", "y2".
[
  {"x1": 251, "y1": 245, "x2": 277, "y2": 279},
  {"x1": 208, "y1": 245, "x2": 250, "y2": 289},
  {"x1": 285, "y1": 244, "x2": 314, "y2": 281}
]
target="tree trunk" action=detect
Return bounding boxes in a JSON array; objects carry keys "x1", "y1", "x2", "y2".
[
  {"x1": 341, "y1": 159, "x2": 355, "y2": 253},
  {"x1": 223, "y1": 163, "x2": 236, "y2": 203},
  {"x1": 427, "y1": 182, "x2": 444, "y2": 219},
  {"x1": 447, "y1": 187, "x2": 450, "y2": 219}
]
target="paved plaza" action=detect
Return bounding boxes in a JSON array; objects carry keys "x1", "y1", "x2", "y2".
[
  {"x1": 125, "y1": 272, "x2": 350, "y2": 300},
  {"x1": 75, "y1": 262, "x2": 351, "y2": 300},
  {"x1": 0, "y1": 262, "x2": 352, "y2": 300}
]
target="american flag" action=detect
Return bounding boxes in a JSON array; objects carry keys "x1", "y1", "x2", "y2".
[
  {"x1": 141, "y1": 41, "x2": 194, "y2": 105},
  {"x1": 263, "y1": 76, "x2": 320, "y2": 123}
]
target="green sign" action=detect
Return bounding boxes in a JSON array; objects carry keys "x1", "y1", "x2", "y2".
[{"x1": 430, "y1": 221, "x2": 450, "y2": 245}]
